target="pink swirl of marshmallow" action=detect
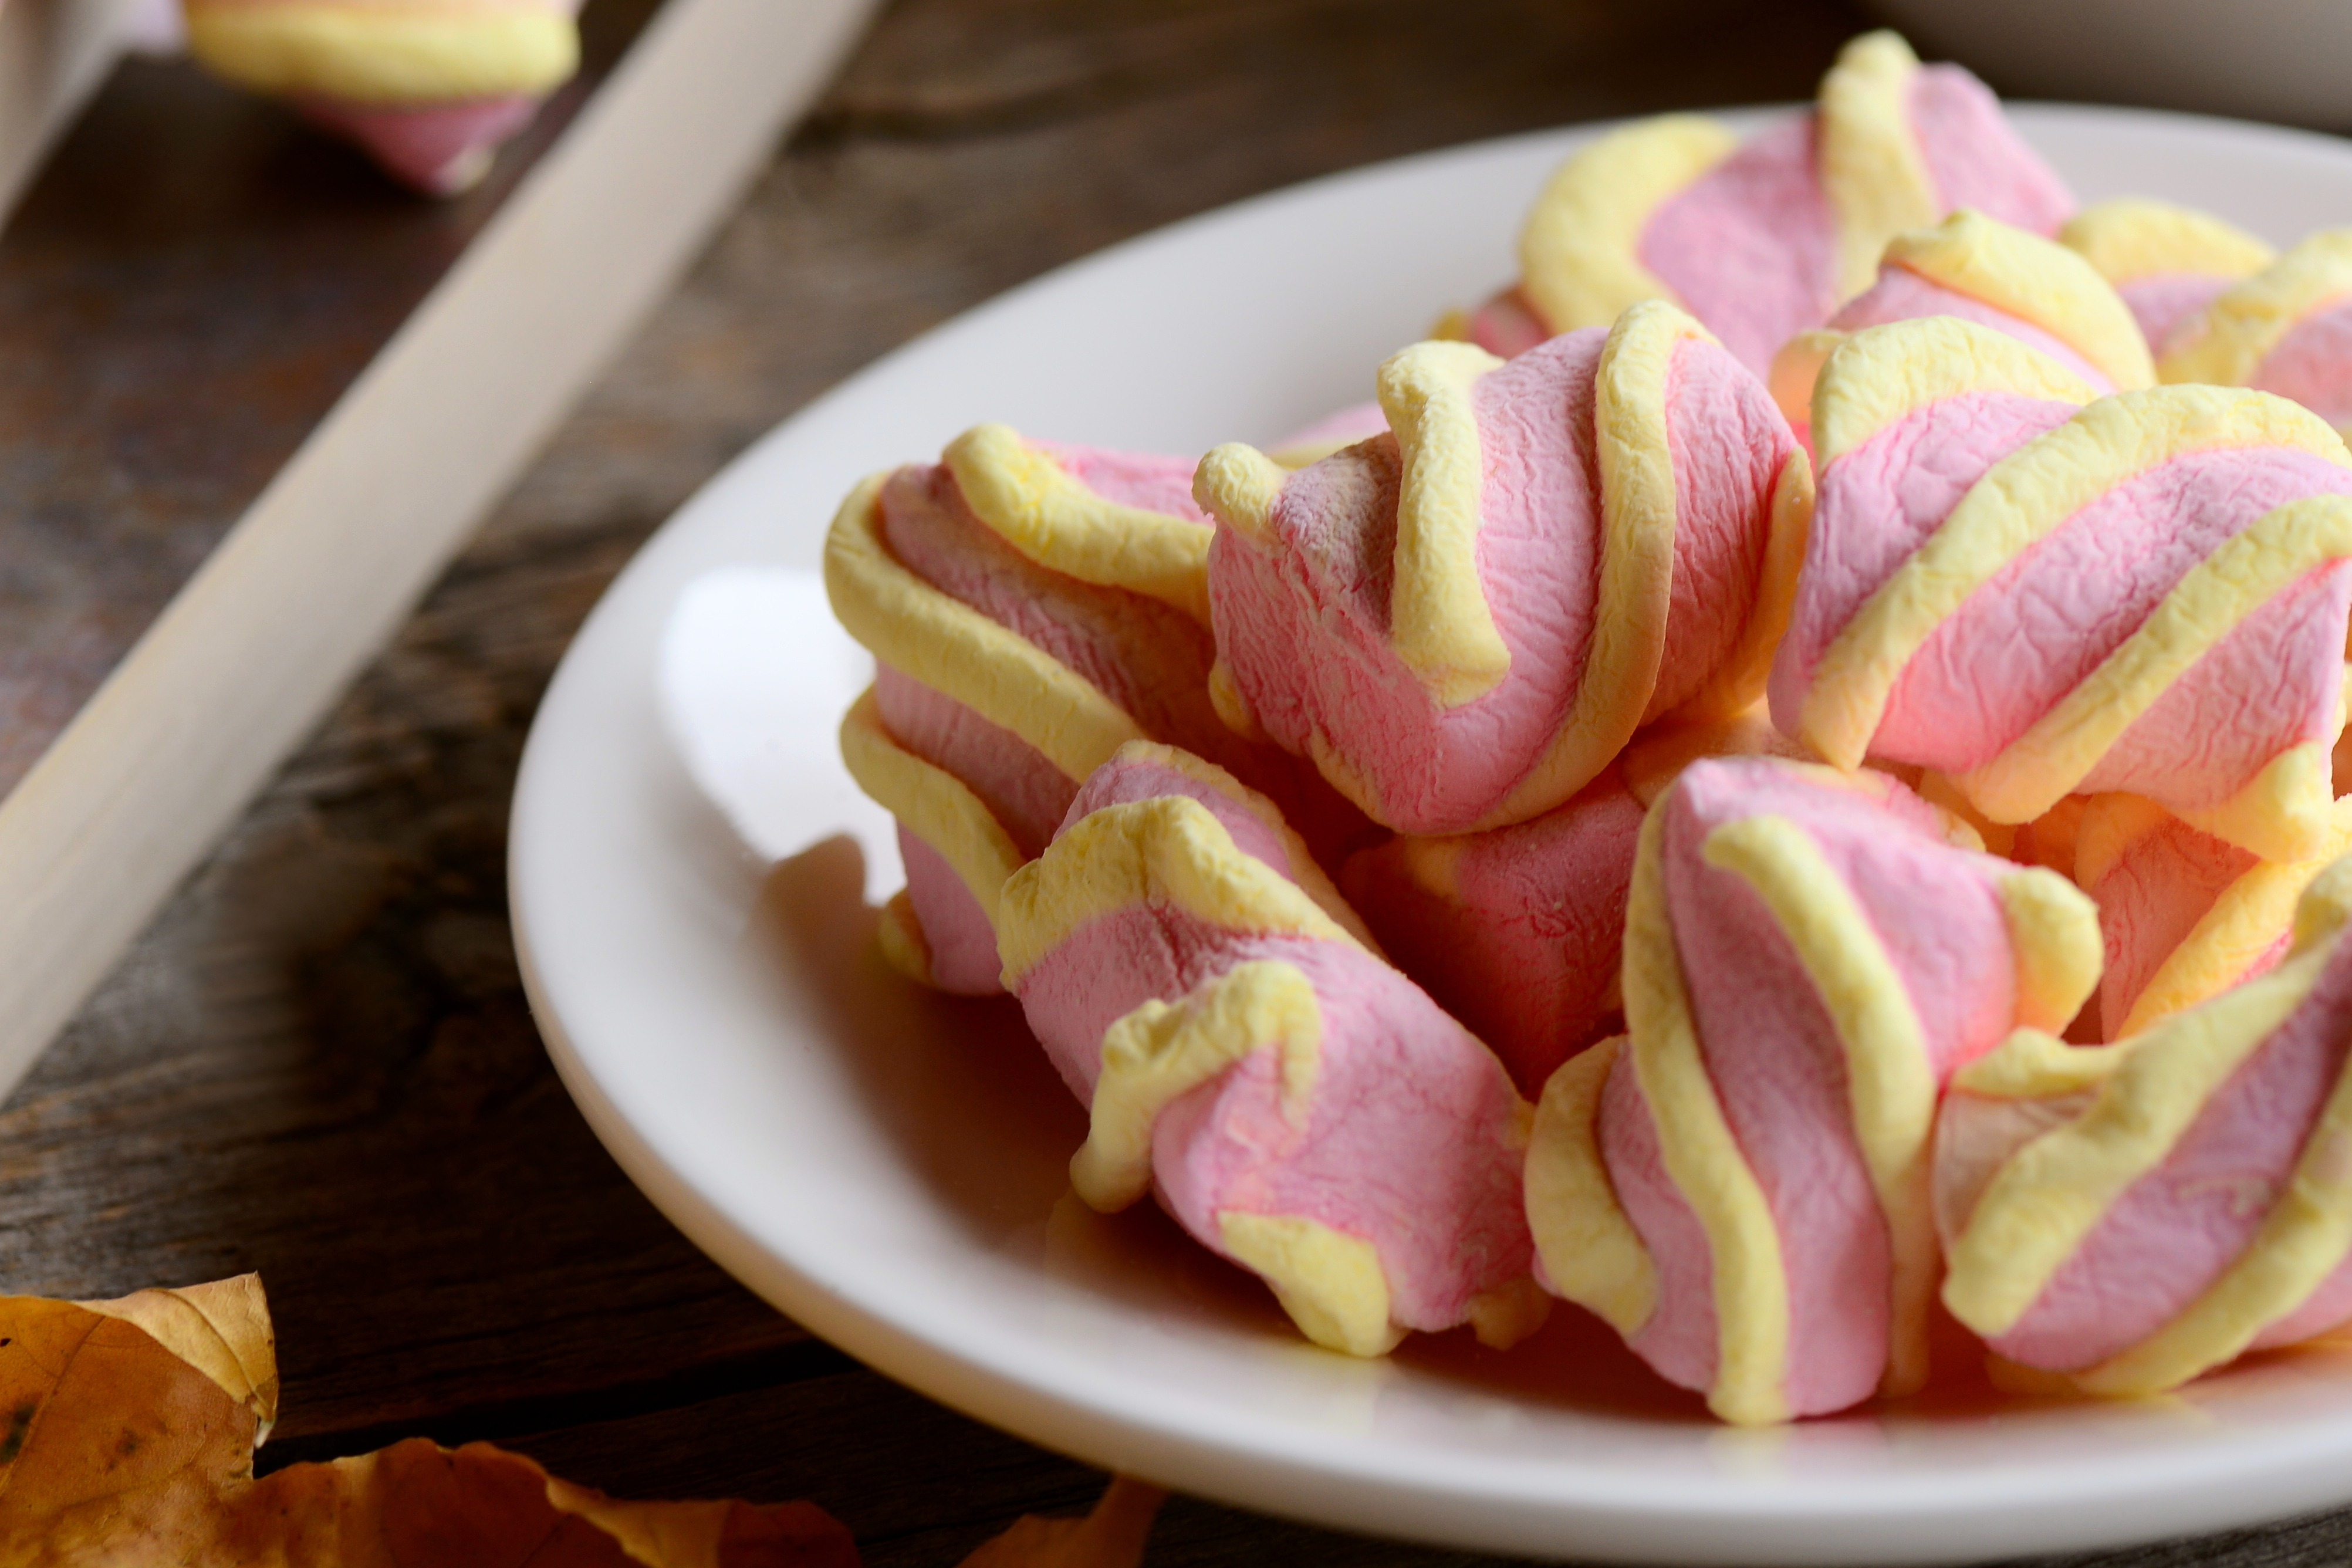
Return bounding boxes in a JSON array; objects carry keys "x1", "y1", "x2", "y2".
[
  {"x1": 1770, "y1": 317, "x2": 2352, "y2": 863},
  {"x1": 1938, "y1": 857, "x2": 2352, "y2": 1396},
  {"x1": 824, "y1": 425, "x2": 1248, "y2": 993},
  {"x1": 1195, "y1": 300, "x2": 1807, "y2": 838},
  {"x1": 1469, "y1": 32, "x2": 2072, "y2": 372},
  {"x1": 995, "y1": 744, "x2": 1541, "y2": 1356},
  {"x1": 1524, "y1": 756, "x2": 2098, "y2": 1424}
]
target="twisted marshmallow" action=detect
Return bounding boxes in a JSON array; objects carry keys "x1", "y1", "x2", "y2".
[
  {"x1": 827, "y1": 424, "x2": 1243, "y2": 993},
  {"x1": 1524, "y1": 756, "x2": 2099, "y2": 1422},
  {"x1": 1337, "y1": 706, "x2": 1806, "y2": 1095},
  {"x1": 1770, "y1": 317, "x2": 2352, "y2": 862},
  {"x1": 1341, "y1": 772, "x2": 1644, "y2": 1097},
  {"x1": 183, "y1": 0, "x2": 582, "y2": 194},
  {"x1": 2059, "y1": 198, "x2": 2276, "y2": 360},
  {"x1": 2073, "y1": 794, "x2": 2352, "y2": 1042},
  {"x1": 1939, "y1": 859, "x2": 2352, "y2": 1395},
  {"x1": 1198, "y1": 300, "x2": 1808, "y2": 837},
  {"x1": 1471, "y1": 32, "x2": 2073, "y2": 372},
  {"x1": 1769, "y1": 209, "x2": 2153, "y2": 444},
  {"x1": 2160, "y1": 230, "x2": 2352, "y2": 436},
  {"x1": 996, "y1": 744, "x2": 1540, "y2": 1356}
]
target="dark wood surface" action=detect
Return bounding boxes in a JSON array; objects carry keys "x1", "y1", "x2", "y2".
[{"x1": 4, "y1": 1, "x2": 2350, "y2": 1563}]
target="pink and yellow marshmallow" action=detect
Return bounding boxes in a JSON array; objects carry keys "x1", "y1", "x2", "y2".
[
  {"x1": 1469, "y1": 32, "x2": 2073, "y2": 373},
  {"x1": 996, "y1": 744, "x2": 1542, "y2": 1356},
  {"x1": 2160, "y1": 229, "x2": 2352, "y2": 437},
  {"x1": 1523, "y1": 756, "x2": 2100, "y2": 1424},
  {"x1": 182, "y1": 0, "x2": 583, "y2": 194},
  {"x1": 826, "y1": 424, "x2": 1242, "y2": 995},
  {"x1": 1197, "y1": 299, "x2": 1809, "y2": 838},
  {"x1": 1336, "y1": 706, "x2": 1808, "y2": 1096},
  {"x1": 1938, "y1": 857, "x2": 2352, "y2": 1396},
  {"x1": 1769, "y1": 316, "x2": 2352, "y2": 864},
  {"x1": 2058, "y1": 198, "x2": 2277, "y2": 361},
  {"x1": 2071, "y1": 794, "x2": 2352, "y2": 1043},
  {"x1": 1768, "y1": 209, "x2": 2154, "y2": 445}
]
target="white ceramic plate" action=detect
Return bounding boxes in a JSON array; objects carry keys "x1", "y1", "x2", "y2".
[{"x1": 511, "y1": 107, "x2": 2352, "y2": 1565}]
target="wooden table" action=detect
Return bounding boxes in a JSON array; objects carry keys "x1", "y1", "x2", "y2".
[{"x1": 4, "y1": 1, "x2": 2350, "y2": 1563}]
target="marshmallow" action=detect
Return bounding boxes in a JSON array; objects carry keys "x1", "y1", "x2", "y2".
[
  {"x1": 1337, "y1": 707, "x2": 1807, "y2": 1094},
  {"x1": 1771, "y1": 316, "x2": 2352, "y2": 862},
  {"x1": 1340, "y1": 771, "x2": 1643, "y2": 1096},
  {"x1": 1939, "y1": 859, "x2": 2352, "y2": 1395},
  {"x1": 826, "y1": 425, "x2": 1238, "y2": 993},
  {"x1": 1769, "y1": 209, "x2": 2154, "y2": 445},
  {"x1": 1198, "y1": 300, "x2": 1809, "y2": 836},
  {"x1": 2060, "y1": 198, "x2": 2276, "y2": 360},
  {"x1": 1524, "y1": 756, "x2": 2100, "y2": 1422},
  {"x1": 2161, "y1": 230, "x2": 2352, "y2": 437},
  {"x1": 2073, "y1": 794, "x2": 2352, "y2": 1041},
  {"x1": 182, "y1": 0, "x2": 582, "y2": 194},
  {"x1": 996, "y1": 744, "x2": 1541, "y2": 1356},
  {"x1": 1473, "y1": 32, "x2": 2072, "y2": 372}
]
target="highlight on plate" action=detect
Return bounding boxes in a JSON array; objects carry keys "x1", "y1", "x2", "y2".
[{"x1": 667, "y1": 28, "x2": 2352, "y2": 1425}]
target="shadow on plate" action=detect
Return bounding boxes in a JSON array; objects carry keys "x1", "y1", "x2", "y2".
[{"x1": 746, "y1": 834, "x2": 1084, "y2": 1246}]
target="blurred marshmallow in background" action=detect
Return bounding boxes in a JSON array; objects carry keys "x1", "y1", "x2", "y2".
[
  {"x1": 1870, "y1": 0, "x2": 2352, "y2": 130},
  {"x1": 177, "y1": 0, "x2": 583, "y2": 193}
]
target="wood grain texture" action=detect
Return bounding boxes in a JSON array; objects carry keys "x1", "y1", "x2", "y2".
[{"x1": 6, "y1": 0, "x2": 2352, "y2": 1562}]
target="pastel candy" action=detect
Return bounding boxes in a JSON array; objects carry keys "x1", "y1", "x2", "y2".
[
  {"x1": 1523, "y1": 756, "x2": 2100, "y2": 1423},
  {"x1": 183, "y1": 0, "x2": 582, "y2": 194},
  {"x1": 1197, "y1": 300, "x2": 1809, "y2": 837},
  {"x1": 1477, "y1": 32, "x2": 2072, "y2": 373},
  {"x1": 826, "y1": 424, "x2": 1241, "y2": 993},
  {"x1": 2161, "y1": 230, "x2": 2352, "y2": 437},
  {"x1": 1939, "y1": 859, "x2": 2352, "y2": 1395},
  {"x1": 1770, "y1": 316, "x2": 2352, "y2": 862},
  {"x1": 1340, "y1": 771, "x2": 1644, "y2": 1097},
  {"x1": 2073, "y1": 794, "x2": 2352, "y2": 1042},
  {"x1": 1769, "y1": 209, "x2": 2153, "y2": 444},
  {"x1": 996, "y1": 744, "x2": 1541, "y2": 1356},
  {"x1": 1337, "y1": 706, "x2": 1807, "y2": 1095},
  {"x1": 2059, "y1": 198, "x2": 2276, "y2": 359}
]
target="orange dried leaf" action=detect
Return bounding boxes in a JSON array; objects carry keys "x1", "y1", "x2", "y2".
[
  {"x1": 0, "y1": 1276, "x2": 860, "y2": 1568},
  {"x1": 79, "y1": 1274, "x2": 279, "y2": 1439}
]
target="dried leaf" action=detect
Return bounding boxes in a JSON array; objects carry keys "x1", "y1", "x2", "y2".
[
  {"x1": 0, "y1": 1278, "x2": 858, "y2": 1568},
  {"x1": 0, "y1": 1275, "x2": 1163, "y2": 1568},
  {"x1": 958, "y1": 1476, "x2": 1167, "y2": 1568},
  {"x1": 235, "y1": 1438, "x2": 861, "y2": 1567},
  {"x1": 79, "y1": 1275, "x2": 279, "y2": 1440}
]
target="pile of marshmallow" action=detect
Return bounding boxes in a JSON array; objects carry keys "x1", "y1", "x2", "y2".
[{"x1": 823, "y1": 31, "x2": 2352, "y2": 1424}]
